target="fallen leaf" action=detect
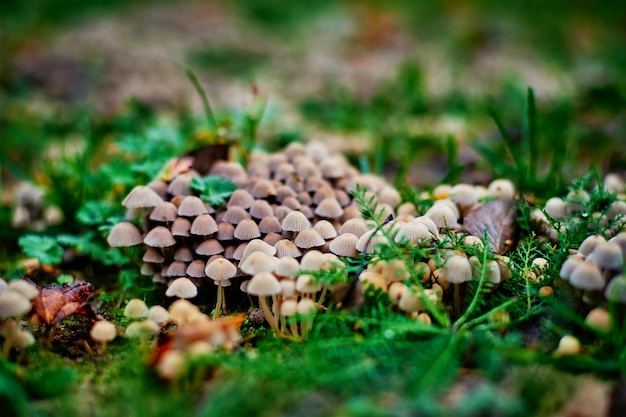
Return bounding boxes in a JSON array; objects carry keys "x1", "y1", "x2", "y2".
[{"x1": 463, "y1": 199, "x2": 518, "y2": 254}]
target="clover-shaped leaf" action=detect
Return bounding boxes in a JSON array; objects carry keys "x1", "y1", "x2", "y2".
[
  {"x1": 190, "y1": 175, "x2": 236, "y2": 207},
  {"x1": 18, "y1": 234, "x2": 64, "y2": 265}
]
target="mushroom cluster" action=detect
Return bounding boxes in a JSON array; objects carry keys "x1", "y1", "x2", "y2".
[
  {"x1": 11, "y1": 182, "x2": 63, "y2": 229},
  {"x1": 0, "y1": 278, "x2": 38, "y2": 357},
  {"x1": 108, "y1": 141, "x2": 523, "y2": 331},
  {"x1": 559, "y1": 232, "x2": 626, "y2": 307},
  {"x1": 531, "y1": 173, "x2": 626, "y2": 242}
]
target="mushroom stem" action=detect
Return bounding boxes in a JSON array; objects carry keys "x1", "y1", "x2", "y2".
[
  {"x1": 213, "y1": 285, "x2": 224, "y2": 319},
  {"x1": 1, "y1": 321, "x2": 17, "y2": 358},
  {"x1": 258, "y1": 296, "x2": 281, "y2": 335},
  {"x1": 317, "y1": 286, "x2": 328, "y2": 306},
  {"x1": 453, "y1": 284, "x2": 460, "y2": 318},
  {"x1": 289, "y1": 320, "x2": 300, "y2": 340}
]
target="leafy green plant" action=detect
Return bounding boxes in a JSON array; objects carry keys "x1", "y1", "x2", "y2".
[
  {"x1": 190, "y1": 176, "x2": 237, "y2": 207},
  {"x1": 18, "y1": 234, "x2": 64, "y2": 265}
]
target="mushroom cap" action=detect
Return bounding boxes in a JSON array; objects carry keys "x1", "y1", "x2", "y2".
[
  {"x1": 227, "y1": 189, "x2": 255, "y2": 209},
  {"x1": 559, "y1": 255, "x2": 584, "y2": 281},
  {"x1": 487, "y1": 179, "x2": 516, "y2": 199},
  {"x1": 165, "y1": 261, "x2": 188, "y2": 277},
  {"x1": 328, "y1": 233, "x2": 358, "y2": 257},
  {"x1": 251, "y1": 179, "x2": 277, "y2": 199},
  {"x1": 240, "y1": 252, "x2": 278, "y2": 275},
  {"x1": 275, "y1": 257, "x2": 300, "y2": 279},
  {"x1": 274, "y1": 239, "x2": 303, "y2": 258},
  {"x1": 355, "y1": 229, "x2": 388, "y2": 253},
  {"x1": 578, "y1": 234, "x2": 606, "y2": 257},
  {"x1": 205, "y1": 258, "x2": 237, "y2": 282},
  {"x1": 223, "y1": 205, "x2": 252, "y2": 225},
  {"x1": 312, "y1": 186, "x2": 336, "y2": 205},
  {"x1": 190, "y1": 214, "x2": 219, "y2": 236},
  {"x1": 281, "y1": 211, "x2": 311, "y2": 232},
  {"x1": 167, "y1": 174, "x2": 193, "y2": 196},
  {"x1": 124, "y1": 299, "x2": 150, "y2": 319},
  {"x1": 450, "y1": 184, "x2": 477, "y2": 208},
  {"x1": 178, "y1": 196, "x2": 209, "y2": 217},
  {"x1": 186, "y1": 259, "x2": 207, "y2": 278},
  {"x1": 247, "y1": 272, "x2": 281, "y2": 296},
  {"x1": 313, "y1": 220, "x2": 338, "y2": 240},
  {"x1": 587, "y1": 241, "x2": 624, "y2": 270},
  {"x1": 0, "y1": 290, "x2": 32, "y2": 319},
  {"x1": 338, "y1": 218, "x2": 369, "y2": 238},
  {"x1": 234, "y1": 219, "x2": 262, "y2": 240},
  {"x1": 90, "y1": 320, "x2": 117, "y2": 342},
  {"x1": 394, "y1": 222, "x2": 431, "y2": 244},
  {"x1": 263, "y1": 232, "x2": 284, "y2": 246},
  {"x1": 299, "y1": 250, "x2": 326, "y2": 271},
  {"x1": 569, "y1": 261, "x2": 605, "y2": 290},
  {"x1": 281, "y1": 196, "x2": 301, "y2": 210},
  {"x1": 250, "y1": 200, "x2": 274, "y2": 219},
  {"x1": 122, "y1": 185, "x2": 164, "y2": 209},
  {"x1": 297, "y1": 298, "x2": 317, "y2": 315},
  {"x1": 296, "y1": 274, "x2": 323, "y2": 294},
  {"x1": 544, "y1": 197, "x2": 568, "y2": 219},
  {"x1": 150, "y1": 202, "x2": 179, "y2": 223},
  {"x1": 425, "y1": 204, "x2": 458, "y2": 230},
  {"x1": 195, "y1": 239, "x2": 225, "y2": 256},
  {"x1": 217, "y1": 222, "x2": 236, "y2": 240},
  {"x1": 108, "y1": 222, "x2": 144, "y2": 247},
  {"x1": 378, "y1": 186, "x2": 402, "y2": 208},
  {"x1": 412, "y1": 216, "x2": 439, "y2": 236},
  {"x1": 315, "y1": 198, "x2": 344, "y2": 219},
  {"x1": 168, "y1": 299, "x2": 202, "y2": 325},
  {"x1": 8, "y1": 280, "x2": 39, "y2": 300},
  {"x1": 258, "y1": 216, "x2": 283, "y2": 234},
  {"x1": 147, "y1": 305, "x2": 170, "y2": 324},
  {"x1": 444, "y1": 255, "x2": 473, "y2": 284},
  {"x1": 241, "y1": 239, "x2": 277, "y2": 260},
  {"x1": 143, "y1": 226, "x2": 176, "y2": 248},
  {"x1": 165, "y1": 277, "x2": 198, "y2": 299},
  {"x1": 171, "y1": 217, "x2": 192, "y2": 237},
  {"x1": 605, "y1": 274, "x2": 626, "y2": 303},
  {"x1": 126, "y1": 320, "x2": 161, "y2": 338},
  {"x1": 174, "y1": 247, "x2": 194, "y2": 262},
  {"x1": 280, "y1": 298, "x2": 298, "y2": 317},
  {"x1": 294, "y1": 228, "x2": 325, "y2": 249}
]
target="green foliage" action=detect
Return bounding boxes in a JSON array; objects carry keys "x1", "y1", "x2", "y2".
[
  {"x1": 190, "y1": 176, "x2": 237, "y2": 207},
  {"x1": 18, "y1": 234, "x2": 64, "y2": 265}
]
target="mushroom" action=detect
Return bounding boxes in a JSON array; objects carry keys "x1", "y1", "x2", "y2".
[
  {"x1": 122, "y1": 186, "x2": 164, "y2": 209},
  {"x1": 124, "y1": 299, "x2": 149, "y2": 320},
  {"x1": 444, "y1": 255, "x2": 473, "y2": 317},
  {"x1": 247, "y1": 272, "x2": 282, "y2": 335},
  {"x1": 90, "y1": 320, "x2": 117, "y2": 352},
  {"x1": 107, "y1": 222, "x2": 144, "y2": 247},
  {"x1": 165, "y1": 278, "x2": 198, "y2": 299},
  {"x1": 205, "y1": 258, "x2": 237, "y2": 318},
  {"x1": 147, "y1": 305, "x2": 170, "y2": 325}
]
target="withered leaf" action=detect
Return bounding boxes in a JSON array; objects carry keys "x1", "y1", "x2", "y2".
[
  {"x1": 31, "y1": 281, "x2": 94, "y2": 325},
  {"x1": 463, "y1": 198, "x2": 518, "y2": 254}
]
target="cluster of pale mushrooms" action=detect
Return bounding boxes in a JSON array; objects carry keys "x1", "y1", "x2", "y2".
[
  {"x1": 0, "y1": 278, "x2": 38, "y2": 357},
  {"x1": 107, "y1": 141, "x2": 523, "y2": 342}
]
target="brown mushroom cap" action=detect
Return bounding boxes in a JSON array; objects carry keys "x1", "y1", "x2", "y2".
[
  {"x1": 186, "y1": 259, "x2": 207, "y2": 278},
  {"x1": 150, "y1": 202, "x2": 179, "y2": 223},
  {"x1": 251, "y1": 179, "x2": 277, "y2": 199},
  {"x1": 122, "y1": 185, "x2": 164, "y2": 209},
  {"x1": 107, "y1": 222, "x2": 144, "y2": 247},
  {"x1": 299, "y1": 250, "x2": 326, "y2": 271},
  {"x1": 223, "y1": 206, "x2": 252, "y2": 225},
  {"x1": 258, "y1": 216, "x2": 282, "y2": 234},
  {"x1": 234, "y1": 219, "x2": 262, "y2": 240},
  {"x1": 275, "y1": 257, "x2": 300, "y2": 279},
  {"x1": 249, "y1": 200, "x2": 274, "y2": 219},
  {"x1": 313, "y1": 220, "x2": 338, "y2": 240},
  {"x1": 171, "y1": 217, "x2": 192, "y2": 237},
  {"x1": 579, "y1": 234, "x2": 608, "y2": 257},
  {"x1": 165, "y1": 261, "x2": 188, "y2": 277},
  {"x1": 177, "y1": 196, "x2": 209, "y2": 217},
  {"x1": 190, "y1": 214, "x2": 219, "y2": 236},
  {"x1": 195, "y1": 239, "x2": 225, "y2": 256},
  {"x1": 338, "y1": 218, "x2": 369, "y2": 238},
  {"x1": 174, "y1": 247, "x2": 194, "y2": 262},
  {"x1": 144, "y1": 226, "x2": 176, "y2": 248},
  {"x1": 355, "y1": 230, "x2": 388, "y2": 253},
  {"x1": 143, "y1": 247, "x2": 165, "y2": 263},
  {"x1": 227, "y1": 189, "x2": 255, "y2": 209},
  {"x1": 217, "y1": 222, "x2": 236, "y2": 241},
  {"x1": 167, "y1": 174, "x2": 194, "y2": 196}
]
